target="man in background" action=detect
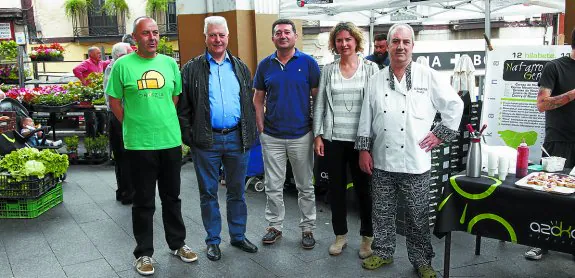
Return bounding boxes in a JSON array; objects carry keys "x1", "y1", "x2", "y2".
[
  {"x1": 524, "y1": 27, "x2": 575, "y2": 261},
  {"x1": 73, "y1": 46, "x2": 110, "y2": 137},
  {"x1": 103, "y1": 42, "x2": 133, "y2": 205},
  {"x1": 365, "y1": 33, "x2": 389, "y2": 69}
]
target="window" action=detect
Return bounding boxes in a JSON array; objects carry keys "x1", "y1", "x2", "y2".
[
  {"x1": 87, "y1": 0, "x2": 119, "y2": 36},
  {"x1": 166, "y1": 1, "x2": 177, "y2": 33}
]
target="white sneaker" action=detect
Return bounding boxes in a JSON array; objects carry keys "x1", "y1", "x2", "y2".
[
  {"x1": 524, "y1": 248, "x2": 547, "y2": 260},
  {"x1": 134, "y1": 256, "x2": 155, "y2": 276},
  {"x1": 172, "y1": 244, "x2": 198, "y2": 263},
  {"x1": 51, "y1": 140, "x2": 63, "y2": 147}
]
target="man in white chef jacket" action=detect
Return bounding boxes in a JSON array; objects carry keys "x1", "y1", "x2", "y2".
[{"x1": 355, "y1": 23, "x2": 463, "y2": 277}]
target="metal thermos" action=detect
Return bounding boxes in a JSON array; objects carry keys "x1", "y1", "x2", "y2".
[{"x1": 466, "y1": 125, "x2": 484, "y2": 178}]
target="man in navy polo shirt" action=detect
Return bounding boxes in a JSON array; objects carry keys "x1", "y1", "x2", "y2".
[{"x1": 253, "y1": 18, "x2": 321, "y2": 249}]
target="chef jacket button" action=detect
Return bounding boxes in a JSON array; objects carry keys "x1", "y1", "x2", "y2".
[
  {"x1": 386, "y1": 145, "x2": 389, "y2": 149},
  {"x1": 385, "y1": 94, "x2": 388, "y2": 97},
  {"x1": 384, "y1": 129, "x2": 387, "y2": 131},
  {"x1": 401, "y1": 145, "x2": 404, "y2": 148},
  {"x1": 402, "y1": 111, "x2": 405, "y2": 113},
  {"x1": 401, "y1": 128, "x2": 404, "y2": 131},
  {"x1": 384, "y1": 111, "x2": 386, "y2": 113}
]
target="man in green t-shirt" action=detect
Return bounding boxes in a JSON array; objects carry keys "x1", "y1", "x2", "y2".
[{"x1": 106, "y1": 16, "x2": 197, "y2": 276}]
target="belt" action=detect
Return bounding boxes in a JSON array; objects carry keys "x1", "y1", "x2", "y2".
[{"x1": 212, "y1": 125, "x2": 239, "y2": 134}]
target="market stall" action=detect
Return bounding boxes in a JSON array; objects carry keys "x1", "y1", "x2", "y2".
[{"x1": 434, "y1": 171, "x2": 575, "y2": 277}]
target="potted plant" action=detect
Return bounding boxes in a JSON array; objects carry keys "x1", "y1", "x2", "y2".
[
  {"x1": 84, "y1": 135, "x2": 108, "y2": 161},
  {"x1": 157, "y1": 37, "x2": 173, "y2": 56},
  {"x1": 0, "y1": 40, "x2": 18, "y2": 61},
  {"x1": 146, "y1": 0, "x2": 173, "y2": 19},
  {"x1": 29, "y1": 43, "x2": 66, "y2": 61},
  {"x1": 63, "y1": 135, "x2": 79, "y2": 161},
  {"x1": 64, "y1": 0, "x2": 90, "y2": 36},
  {"x1": 83, "y1": 136, "x2": 96, "y2": 159},
  {"x1": 96, "y1": 134, "x2": 109, "y2": 157}
]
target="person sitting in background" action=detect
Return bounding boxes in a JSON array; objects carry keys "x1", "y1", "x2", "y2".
[{"x1": 20, "y1": 117, "x2": 62, "y2": 147}]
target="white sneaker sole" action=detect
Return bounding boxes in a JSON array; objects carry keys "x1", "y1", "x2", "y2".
[
  {"x1": 135, "y1": 267, "x2": 154, "y2": 276},
  {"x1": 172, "y1": 251, "x2": 198, "y2": 263}
]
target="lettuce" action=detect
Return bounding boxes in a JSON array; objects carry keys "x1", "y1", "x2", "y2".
[
  {"x1": 0, "y1": 148, "x2": 69, "y2": 181},
  {"x1": 23, "y1": 160, "x2": 46, "y2": 178}
]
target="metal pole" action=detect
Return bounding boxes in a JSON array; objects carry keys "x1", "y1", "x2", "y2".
[
  {"x1": 369, "y1": 11, "x2": 375, "y2": 55},
  {"x1": 482, "y1": 0, "x2": 491, "y2": 101},
  {"x1": 17, "y1": 45, "x2": 25, "y2": 88},
  {"x1": 485, "y1": 0, "x2": 491, "y2": 52}
]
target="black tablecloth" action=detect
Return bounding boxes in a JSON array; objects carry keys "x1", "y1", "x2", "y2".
[{"x1": 433, "y1": 172, "x2": 575, "y2": 254}]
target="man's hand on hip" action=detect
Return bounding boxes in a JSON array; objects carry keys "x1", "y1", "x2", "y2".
[{"x1": 419, "y1": 132, "x2": 442, "y2": 152}]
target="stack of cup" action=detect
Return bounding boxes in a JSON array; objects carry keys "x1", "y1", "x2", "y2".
[
  {"x1": 488, "y1": 150, "x2": 498, "y2": 177},
  {"x1": 498, "y1": 156, "x2": 510, "y2": 181}
]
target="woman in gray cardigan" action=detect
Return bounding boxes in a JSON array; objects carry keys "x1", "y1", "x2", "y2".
[{"x1": 312, "y1": 22, "x2": 380, "y2": 258}]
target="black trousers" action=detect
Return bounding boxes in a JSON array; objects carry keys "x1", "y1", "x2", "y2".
[
  {"x1": 85, "y1": 111, "x2": 106, "y2": 137},
  {"x1": 127, "y1": 146, "x2": 186, "y2": 258},
  {"x1": 324, "y1": 140, "x2": 373, "y2": 237},
  {"x1": 108, "y1": 113, "x2": 132, "y2": 197}
]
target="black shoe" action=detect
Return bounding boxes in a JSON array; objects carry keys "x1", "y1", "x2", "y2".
[
  {"x1": 121, "y1": 192, "x2": 134, "y2": 205},
  {"x1": 302, "y1": 231, "x2": 315, "y2": 249},
  {"x1": 207, "y1": 244, "x2": 221, "y2": 261},
  {"x1": 262, "y1": 227, "x2": 282, "y2": 244},
  {"x1": 231, "y1": 238, "x2": 258, "y2": 253},
  {"x1": 115, "y1": 190, "x2": 123, "y2": 201}
]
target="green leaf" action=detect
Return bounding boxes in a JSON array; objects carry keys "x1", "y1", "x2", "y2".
[
  {"x1": 104, "y1": 0, "x2": 130, "y2": 16},
  {"x1": 63, "y1": 0, "x2": 90, "y2": 18},
  {"x1": 497, "y1": 130, "x2": 538, "y2": 149}
]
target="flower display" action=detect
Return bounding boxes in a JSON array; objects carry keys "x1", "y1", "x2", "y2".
[
  {"x1": 29, "y1": 43, "x2": 66, "y2": 61},
  {"x1": 5, "y1": 85, "x2": 76, "y2": 106},
  {"x1": 0, "y1": 65, "x2": 18, "y2": 80}
]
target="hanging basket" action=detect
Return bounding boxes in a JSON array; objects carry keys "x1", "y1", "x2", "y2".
[{"x1": 30, "y1": 56, "x2": 64, "y2": 62}]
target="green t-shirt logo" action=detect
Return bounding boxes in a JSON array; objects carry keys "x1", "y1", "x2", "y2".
[{"x1": 138, "y1": 70, "x2": 165, "y2": 90}]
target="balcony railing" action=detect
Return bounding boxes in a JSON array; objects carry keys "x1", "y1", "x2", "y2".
[
  {"x1": 158, "y1": 23, "x2": 177, "y2": 35},
  {"x1": 72, "y1": 10, "x2": 126, "y2": 39}
]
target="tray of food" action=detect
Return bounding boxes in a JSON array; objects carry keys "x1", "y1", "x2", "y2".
[{"x1": 515, "y1": 172, "x2": 575, "y2": 195}]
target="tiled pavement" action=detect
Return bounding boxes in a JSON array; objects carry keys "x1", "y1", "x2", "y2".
[{"x1": 1, "y1": 163, "x2": 574, "y2": 277}]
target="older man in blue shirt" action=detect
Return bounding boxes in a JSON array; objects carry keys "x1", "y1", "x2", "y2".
[{"x1": 178, "y1": 16, "x2": 258, "y2": 261}]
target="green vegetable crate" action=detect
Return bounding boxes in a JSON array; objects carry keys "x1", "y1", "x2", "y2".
[
  {"x1": 0, "y1": 174, "x2": 59, "y2": 199},
  {"x1": 0, "y1": 183, "x2": 63, "y2": 218}
]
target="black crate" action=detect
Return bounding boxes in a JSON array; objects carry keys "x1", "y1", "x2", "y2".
[{"x1": 0, "y1": 174, "x2": 59, "y2": 199}]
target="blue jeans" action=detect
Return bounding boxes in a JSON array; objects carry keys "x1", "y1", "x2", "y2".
[{"x1": 191, "y1": 129, "x2": 249, "y2": 245}]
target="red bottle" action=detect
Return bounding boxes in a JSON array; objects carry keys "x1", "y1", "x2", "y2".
[{"x1": 516, "y1": 139, "x2": 529, "y2": 178}]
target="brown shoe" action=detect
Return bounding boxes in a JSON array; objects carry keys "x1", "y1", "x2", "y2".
[{"x1": 262, "y1": 227, "x2": 282, "y2": 244}]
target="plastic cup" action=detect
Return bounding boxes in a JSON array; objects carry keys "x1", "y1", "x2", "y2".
[
  {"x1": 498, "y1": 156, "x2": 509, "y2": 181},
  {"x1": 488, "y1": 168, "x2": 497, "y2": 177}
]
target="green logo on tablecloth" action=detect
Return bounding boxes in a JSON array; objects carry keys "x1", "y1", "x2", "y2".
[
  {"x1": 449, "y1": 175, "x2": 501, "y2": 200},
  {"x1": 440, "y1": 175, "x2": 517, "y2": 243},
  {"x1": 468, "y1": 213, "x2": 517, "y2": 243}
]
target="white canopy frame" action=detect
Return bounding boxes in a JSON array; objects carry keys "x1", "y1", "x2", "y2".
[{"x1": 280, "y1": 0, "x2": 565, "y2": 53}]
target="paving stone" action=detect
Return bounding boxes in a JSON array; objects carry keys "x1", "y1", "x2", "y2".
[
  {"x1": 42, "y1": 218, "x2": 103, "y2": 266},
  {"x1": 63, "y1": 258, "x2": 117, "y2": 278},
  {"x1": 0, "y1": 251, "x2": 13, "y2": 278},
  {"x1": 65, "y1": 202, "x2": 111, "y2": 224}
]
